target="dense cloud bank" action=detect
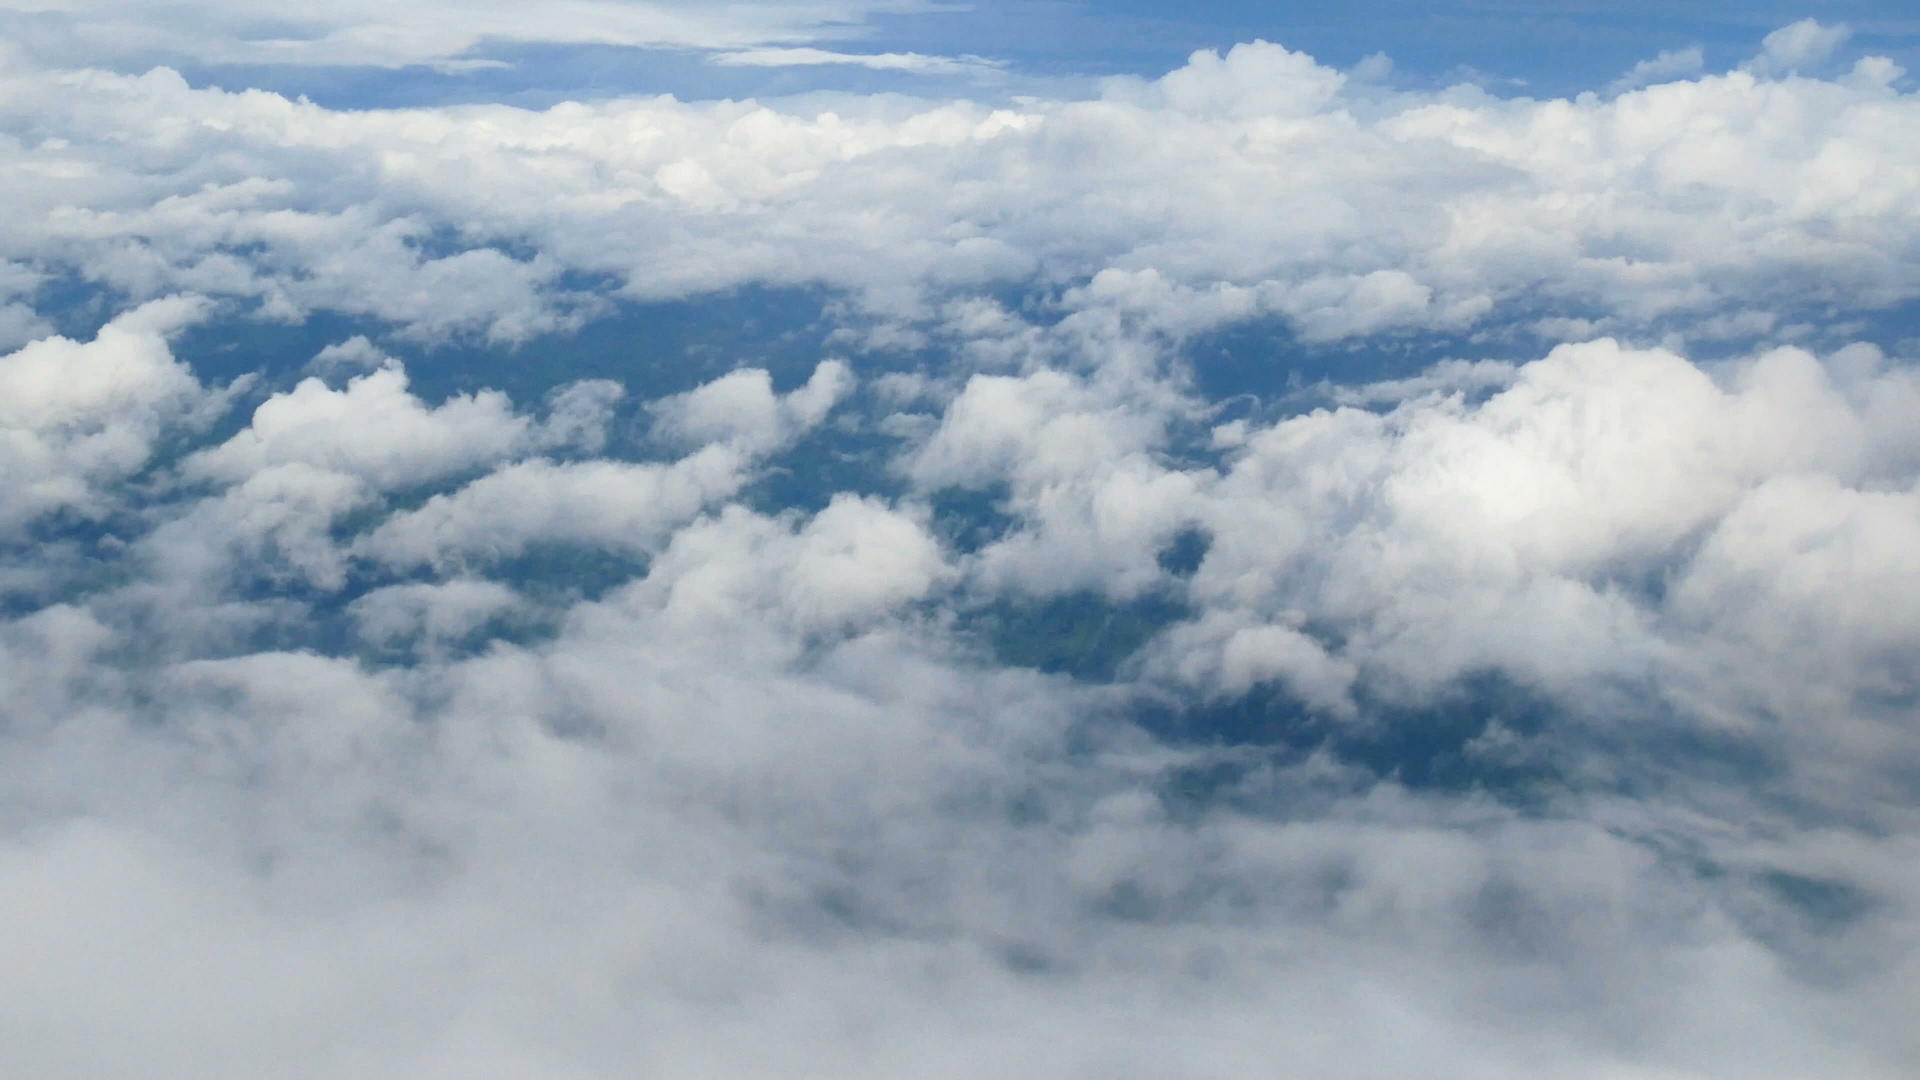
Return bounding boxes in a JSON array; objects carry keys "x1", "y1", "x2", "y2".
[
  {"x1": 0, "y1": 32, "x2": 1917, "y2": 346},
  {"x1": 2, "y1": 22, "x2": 1919, "y2": 1079}
]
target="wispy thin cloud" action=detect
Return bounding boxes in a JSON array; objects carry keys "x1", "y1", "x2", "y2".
[{"x1": 709, "y1": 46, "x2": 1006, "y2": 77}]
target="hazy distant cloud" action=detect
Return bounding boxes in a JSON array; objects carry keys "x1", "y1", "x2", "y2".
[
  {"x1": 709, "y1": 46, "x2": 1006, "y2": 77},
  {"x1": 2, "y1": 33, "x2": 1914, "y2": 349},
  {"x1": 348, "y1": 577, "x2": 522, "y2": 649},
  {"x1": 0, "y1": 0, "x2": 949, "y2": 71},
  {"x1": 1607, "y1": 45, "x2": 1704, "y2": 94},
  {"x1": 1745, "y1": 18, "x2": 1852, "y2": 77}
]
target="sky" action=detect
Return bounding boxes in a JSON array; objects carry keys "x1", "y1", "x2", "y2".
[{"x1": 2, "y1": 3, "x2": 1920, "y2": 1077}]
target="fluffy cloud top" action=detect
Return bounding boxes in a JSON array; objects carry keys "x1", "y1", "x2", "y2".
[
  {"x1": 1747, "y1": 18, "x2": 1854, "y2": 77},
  {"x1": 0, "y1": 297, "x2": 226, "y2": 535},
  {"x1": 0, "y1": 35, "x2": 1915, "y2": 343}
]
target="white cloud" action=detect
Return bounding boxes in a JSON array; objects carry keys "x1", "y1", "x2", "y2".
[
  {"x1": 617, "y1": 494, "x2": 949, "y2": 632},
  {"x1": 349, "y1": 578, "x2": 522, "y2": 648},
  {"x1": 1, "y1": 31, "x2": 1915, "y2": 346},
  {"x1": 0, "y1": 300, "x2": 53, "y2": 351},
  {"x1": 1, "y1": 315, "x2": 1916, "y2": 1076},
  {"x1": 185, "y1": 363, "x2": 530, "y2": 490},
  {"x1": 1668, "y1": 473, "x2": 1920, "y2": 744},
  {"x1": 1746, "y1": 19, "x2": 1852, "y2": 78},
  {"x1": 354, "y1": 361, "x2": 845, "y2": 572},
  {"x1": 649, "y1": 360, "x2": 852, "y2": 453},
  {"x1": 893, "y1": 326, "x2": 1920, "y2": 806},
  {"x1": 0, "y1": 297, "x2": 228, "y2": 536},
  {"x1": 142, "y1": 460, "x2": 376, "y2": 592},
  {"x1": 357, "y1": 450, "x2": 746, "y2": 571},
  {"x1": 1141, "y1": 609, "x2": 1358, "y2": 713},
  {"x1": 1107, "y1": 338, "x2": 1920, "y2": 810},
  {"x1": 0, "y1": 0, "x2": 949, "y2": 70},
  {"x1": 709, "y1": 47, "x2": 1005, "y2": 78},
  {"x1": 2, "y1": 22, "x2": 1920, "y2": 1078},
  {"x1": 535, "y1": 378, "x2": 627, "y2": 454},
  {"x1": 906, "y1": 364, "x2": 1206, "y2": 599},
  {"x1": 1608, "y1": 45, "x2": 1704, "y2": 95},
  {"x1": 1101, "y1": 40, "x2": 1346, "y2": 120}
]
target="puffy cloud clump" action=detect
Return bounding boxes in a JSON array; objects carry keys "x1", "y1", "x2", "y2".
[
  {"x1": 1181, "y1": 339, "x2": 1920, "y2": 718},
  {"x1": 649, "y1": 359, "x2": 851, "y2": 453},
  {"x1": 0, "y1": 296, "x2": 227, "y2": 536},
  {"x1": 184, "y1": 364, "x2": 532, "y2": 490},
  {"x1": 915, "y1": 331, "x2": 1920, "y2": 828}
]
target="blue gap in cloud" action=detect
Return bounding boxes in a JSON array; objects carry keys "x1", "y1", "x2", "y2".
[{"x1": 1142, "y1": 669, "x2": 1569, "y2": 814}]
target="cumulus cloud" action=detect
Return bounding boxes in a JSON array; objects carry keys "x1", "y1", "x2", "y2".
[
  {"x1": 1746, "y1": 18, "x2": 1853, "y2": 78},
  {"x1": 925, "y1": 334, "x2": 1920, "y2": 822},
  {"x1": 0, "y1": 296, "x2": 228, "y2": 536},
  {"x1": 2, "y1": 31, "x2": 1918, "y2": 345},
  {"x1": 184, "y1": 364, "x2": 531, "y2": 490},
  {"x1": 357, "y1": 450, "x2": 749, "y2": 571},
  {"x1": 355, "y1": 359, "x2": 848, "y2": 572},
  {"x1": 649, "y1": 360, "x2": 851, "y2": 453},
  {"x1": 620, "y1": 494, "x2": 949, "y2": 632}
]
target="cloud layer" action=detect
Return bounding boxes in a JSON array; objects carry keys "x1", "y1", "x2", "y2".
[
  {"x1": 0, "y1": 0, "x2": 952, "y2": 70},
  {"x1": 2, "y1": 20, "x2": 1919, "y2": 1079},
  {"x1": 0, "y1": 31, "x2": 1914, "y2": 346}
]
